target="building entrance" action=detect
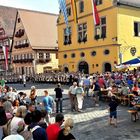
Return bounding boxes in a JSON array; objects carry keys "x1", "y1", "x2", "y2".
[
  {"x1": 64, "y1": 67, "x2": 69, "y2": 73},
  {"x1": 78, "y1": 61, "x2": 89, "y2": 74},
  {"x1": 104, "y1": 63, "x2": 111, "y2": 72}
]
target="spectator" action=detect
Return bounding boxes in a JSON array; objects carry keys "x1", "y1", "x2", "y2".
[
  {"x1": 12, "y1": 99, "x2": 20, "y2": 115},
  {"x1": 10, "y1": 106, "x2": 26, "y2": 134},
  {"x1": 30, "y1": 86, "x2": 37, "y2": 105},
  {"x1": 3, "y1": 134, "x2": 24, "y2": 140},
  {"x1": 108, "y1": 96, "x2": 118, "y2": 127},
  {"x1": 54, "y1": 83, "x2": 63, "y2": 113},
  {"x1": 83, "y1": 75, "x2": 90, "y2": 97},
  {"x1": 0, "y1": 106, "x2": 7, "y2": 139},
  {"x1": 58, "y1": 118, "x2": 76, "y2": 140},
  {"x1": 46, "y1": 113, "x2": 64, "y2": 140},
  {"x1": 28, "y1": 110, "x2": 48, "y2": 140},
  {"x1": 75, "y1": 83, "x2": 84, "y2": 111},
  {"x1": 42, "y1": 90, "x2": 54, "y2": 125},
  {"x1": 24, "y1": 103, "x2": 36, "y2": 125},
  {"x1": 68, "y1": 82, "x2": 78, "y2": 112}
]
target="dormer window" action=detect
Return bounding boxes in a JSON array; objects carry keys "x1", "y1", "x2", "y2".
[{"x1": 18, "y1": 18, "x2": 21, "y2": 23}]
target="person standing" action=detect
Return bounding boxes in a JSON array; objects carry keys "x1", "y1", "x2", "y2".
[
  {"x1": 75, "y1": 83, "x2": 84, "y2": 111},
  {"x1": 46, "y1": 113, "x2": 64, "y2": 140},
  {"x1": 68, "y1": 82, "x2": 78, "y2": 112},
  {"x1": 42, "y1": 90, "x2": 54, "y2": 125},
  {"x1": 83, "y1": 75, "x2": 90, "y2": 97},
  {"x1": 108, "y1": 96, "x2": 118, "y2": 127},
  {"x1": 0, "y1": 78, "x2": 6, "y2": 88},
  {"x1": 29, "y1": 86, "x2": 37, "y2": 105},
  {"x1": 22, "y1": 74, "x2": 26, "y2": 87},
  {"x1": 58, "y1": 118, "x2": 76, "y2": 140},
  {"x1": 54, "y1": 83, "x2": 63, "y2": 113}
]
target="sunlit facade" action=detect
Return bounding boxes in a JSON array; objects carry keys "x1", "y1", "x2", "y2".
[{"x1": 57, "y1": 0, "x2": 140, "y2": 74}]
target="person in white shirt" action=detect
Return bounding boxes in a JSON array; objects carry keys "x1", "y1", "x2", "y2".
[
  {"x1": 68, "y1": 82, "x2": 78, "y2": 112},
  {"x1": 10, "y1": 106, "x2": 26, "y2": 135},
  {"x1": 3, "y1": 134, "x2": 24, "y2": 140}
]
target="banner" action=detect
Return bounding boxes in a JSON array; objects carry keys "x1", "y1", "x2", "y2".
[
  {"x1": 71, "y1": 0, "x2": 78, "y2": 23},
  {"x1": 91, "y1": 0, "x2": 100, "y2": 25},
  {"x1": 2, "y1": 46, "x2": 8, "y2": 71},
  {"x1": 58, "y1": 0, "x2": 69, "y2": 35}
]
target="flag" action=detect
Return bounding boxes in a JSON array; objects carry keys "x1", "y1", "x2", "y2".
[
  {"x1": 91, "y1": 0, "x2": 100, "y2": 26},
  {"x1": 2, "y1": 46, "x2": 8, "y2": 71},
  {"x1": 71, "y1": 0, "x2": 78, "y2": 23},
  {"x1": 58, "y1": 0, "x2": 69, "y2": 35}
]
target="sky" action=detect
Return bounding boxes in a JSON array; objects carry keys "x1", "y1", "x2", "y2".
[{"x1": 0, "y1": 0, "x2": 59, "y2": 14}]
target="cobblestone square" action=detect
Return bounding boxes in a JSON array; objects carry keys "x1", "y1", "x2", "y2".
[{"x1": 7, "y1": 83, "x2": 140, "y2": 140}]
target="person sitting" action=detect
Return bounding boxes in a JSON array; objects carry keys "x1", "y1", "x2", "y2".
[
  {"x1": 132, "y1": 83, "x2": 140, "y2": 96},
  {"x1": 58, "y1": 118, "x2": 76, "y2": 140}
]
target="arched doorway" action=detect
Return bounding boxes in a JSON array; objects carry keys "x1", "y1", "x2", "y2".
[
  {"x1": 64, "y1": 67, "x2": 69, "y2": 73},
  {"x1": 104, "y1": 63, "x2": 111, "y2": 72},
  {"x1": 78, "y1": 61, "x2": 89, "y2": 74}
]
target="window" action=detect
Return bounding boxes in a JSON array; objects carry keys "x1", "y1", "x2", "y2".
[
  {"x1": 80, "y1": 52, "x2": 85, "y2": 57},
  {"x1": 18, "y1": 18, "x2": 21, "y2": 23},
  {"x1": 134, "y1": 22, "x2": 140, "y2": 36},
  {"x1": 45, "y1": 53, "x2": 50, "y2": 59},
  {"x1": 91, "y1": 51, "x2": 96, "y2": 56},
  {"x1": 39, "y1": 53, "x2": 43, "y2": 59},
  {"x1": 95, "y1": 0, "x2": 102, "y2": 5},
  {"x1": 78, "y1": 23, "x2": 87, "y2": 43},
  {"x1": 24, "y1": 54, "x2": 26, "y2": 59},
  {"x1": 104, "y1": 49, "x2": 110, "y2": 55},
  {"x1": 79, "y1": 1, "x2": 84, "y2": 13},
  {"x1": 66, "y1": 7, "x2": 71, "y2": 16},
  {"x1": 64, "y1": 27, "x2": 72, "y2": 45},
  {"x1": 95, "y1": 17, "x2": 106, "y2": 40},
  {"x1": 64, "y1": 54, "x2": 67, "y2": 59},
  {"x1": 71, "y1": 53, "x2": 76, "y2": 58},
  {"x1": 96, "y1": 64, "x2": 99, "y2": 67}
]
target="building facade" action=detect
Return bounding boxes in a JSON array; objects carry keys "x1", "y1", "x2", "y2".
[
  {"x1": 57, "y1": 0, "x2": 140, "y2": 74},
  {"x1": 12, "y1": 10, "x2": 58, "y2": 75},
  {"x1": 0, "y1": 6, "x2": 17, "y2": 73}
]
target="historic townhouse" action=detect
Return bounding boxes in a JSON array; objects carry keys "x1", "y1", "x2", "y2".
[
  {"x1": 12, "y1": 9, "x2": 58, "y2": 75},
  {"x1": 57, "y1": 0, "x2": 140, "y2": 74}
]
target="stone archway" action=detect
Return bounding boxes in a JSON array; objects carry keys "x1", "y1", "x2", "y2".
[
  {"x1": 64, "y1": 67, "x2": 69, "y2": 73},
  {"x1": 104, "y1": 63, "x2": 112, "y2": 72},
  {"x1": 78, "y1": 61, "x2": 89, "y2": 74}
]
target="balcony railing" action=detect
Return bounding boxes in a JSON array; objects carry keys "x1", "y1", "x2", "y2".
[
  {"x1": 14, "y1": 43, "x2": 29, "y2": 49},
  {"x1": 13, "y1": 58, "x2": 33, "y2": 63},
  {"x1": 36, "y1": 58, "x2": 51, "y2": 64}
]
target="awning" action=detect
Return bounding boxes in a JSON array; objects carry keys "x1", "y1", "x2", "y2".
[{"x1": 122, "y1": 58, "x2": 140, "y2": 65}]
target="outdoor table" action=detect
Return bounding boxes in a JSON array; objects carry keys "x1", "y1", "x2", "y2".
[{"x1": 135, "y1": 104, "x2": 140, "y2": 108}]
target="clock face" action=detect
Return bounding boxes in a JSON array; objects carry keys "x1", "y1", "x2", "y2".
[{"x1": 130, "y1": 47, "x2": 136, "y2": 56}]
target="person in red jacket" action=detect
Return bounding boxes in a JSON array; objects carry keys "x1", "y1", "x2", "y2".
[{"x1": 46, "y1": 113, "x2": 64, "y2": 140}]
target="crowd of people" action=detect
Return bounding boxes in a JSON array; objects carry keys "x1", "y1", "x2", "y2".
[
  {"x1": 0, "y1": 85, "x2": 76, "y2": 140},
  {"x1": 0, "y1": 68, "x2": 140, "y2": 139}
]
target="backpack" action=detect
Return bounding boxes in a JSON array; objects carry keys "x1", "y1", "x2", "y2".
[{"x1": 20, "y1": 125, "x2": 41, "y2": 140}]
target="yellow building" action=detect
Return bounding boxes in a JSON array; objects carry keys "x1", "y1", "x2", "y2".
[{"x1": 57, "y1": 0, "x2": 140, "y2": 74}]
